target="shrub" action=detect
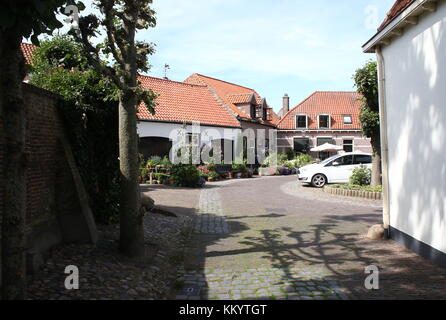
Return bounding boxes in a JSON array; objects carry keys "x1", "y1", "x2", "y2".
[
  {"x1": 350, "y1": 165, "x2": 372, "y2": 186},
  {"x1": 147, "y1": 156, "x2": 162, "y2": 167},
  {"x1": 261, "y1": 153, "x2": 288, "y2": 167},
  {"x1": 171, "y1": 164, "x2": 201, "y2": 188},
  {"x1": 208, "y1": 171, "x2": 220, "y2": 180},
  {"x1": 283, "y1": 160, "x2": 296, "y2": 170},
  {"x1": 294, "y1": 154, "x2": 314, "y2": 168},
  {"x1": 160, "y1": 156, "x2": 172, "y2": 168},
  {"x1": 232, "y1": 162, "x2": 247, "y2": 172},
  {"x1": 140, "y1": 168, "x2": 150, "y2": 180},
  {"x1": 155, "y1": 173, "x2": 170, "y2": 184}
]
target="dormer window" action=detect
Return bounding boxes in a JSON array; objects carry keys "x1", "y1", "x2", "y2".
[
  {"x1": 318, "y1": 114, "x2": 331, "y2": 129},
  {"x1": 256, "y1": 105, "x2": 264, "y2": 118},
  {"x1": 250, "y1": 104, "x2": 256, "y2": 118},
  {"x1": 296, "y1": 115, "x2": 308, "y2": 129},
  {"x1": 343, "y1": 115, "x2": 352, "y2": 125}
]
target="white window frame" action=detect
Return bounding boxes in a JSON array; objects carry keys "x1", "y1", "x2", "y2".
[
  {"x1": 343, "y1": 115, "x2": 353, "y2": 125},
  {"x1": 318, "y1": 114, "x2": 331, "y2": 129},
  {"x1": 295, "y1": 114, "x2": 308, "y2": 129},
  {"x1": 342, "y1": 138, "x2": 354, "y2": 153}
]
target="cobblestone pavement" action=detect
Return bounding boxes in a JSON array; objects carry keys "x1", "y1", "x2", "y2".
[
  {"x1": 176, "y1": 267, "x2": 348, "y2": 300},
  {"x1": 194, "y1": 189, "x2": 229, "y2": 235},
  {"x1": 26, "y1": 188, "x2": 195, "y2": 300},
  {"x1": 176, "y1": 176, "x2": 446, "y2": 300}
]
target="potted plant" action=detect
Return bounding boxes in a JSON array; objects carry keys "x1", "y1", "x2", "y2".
[{"x1": 208, "y1": 171, "x2": 219, "y2": 182}]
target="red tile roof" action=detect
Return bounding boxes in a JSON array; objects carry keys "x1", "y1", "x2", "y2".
[
  {"x1": 277, "y1": 91, "x2": 363, "y2": 131},
  {"x1": 378, "y1": 0, "x2": 415, "y2": 31},
  {"x1": 184, "y1": 73, "x2": 279, "y2": 126},
  {"x1": 137, "y1": 75, "x2": 241, "y2": 128},
  {"x1": 21, "y1": 43, "x2": 37, "y2": 65},
  {"x1": 226, "y1": 93, "x2": 256, "y2": 105}
]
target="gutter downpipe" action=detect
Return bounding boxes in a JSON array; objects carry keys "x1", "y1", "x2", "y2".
[{"x1": 376, "y1": 46, "x2": 391, "y2": 239}]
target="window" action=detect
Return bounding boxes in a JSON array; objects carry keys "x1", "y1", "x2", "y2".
[
  {"x1": 294, "y1": 138, "x2": 310, "y2": 154},
  {"x1": 329, "y1": 155, "x2": 354, "y2": 166},
  {"x1": 343, "y1": 139, "x2": 354, "y2": 153},
  {"x1": 256, "y1": 105, "x2": 264, "y2": 118},
  {"x1": 317, "y1": 138, "x2": 334, "y2": 146},
  {"x1": 319, "y1": 115, "x2": 330, "y2": 129},
  {"x1": 250, "y1": 104, "x2": 256, "y2": 118},
  {"x1": 343, "y1": 115, "x2": 352, "y2": 125},
  {"x1": 353, "y1": 155, "x2": 372, "y2": 165},
  {"x1": 296, "y1": 115, "x2": 308, "y2": 129}
]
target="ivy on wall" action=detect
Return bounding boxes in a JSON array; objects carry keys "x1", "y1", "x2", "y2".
[{"x1": 30, "y1": 35, "x2": 120, "y2": 224}]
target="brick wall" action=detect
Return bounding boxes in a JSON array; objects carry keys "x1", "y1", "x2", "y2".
[{"x1": 0, "y1": 83, "x2": 97, "y2": 274}]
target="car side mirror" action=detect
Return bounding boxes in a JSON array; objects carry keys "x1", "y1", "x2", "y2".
[{"x1": 332, "y1": 161, "x2": 341, "y2": 166}]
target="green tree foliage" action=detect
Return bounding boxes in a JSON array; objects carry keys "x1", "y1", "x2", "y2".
[
  {"x1": 30, "y1": 35, "x2": 121, "y2": 224},
  {"x1": 353, "y1": 61, "x2": 382, "y2": 186}
]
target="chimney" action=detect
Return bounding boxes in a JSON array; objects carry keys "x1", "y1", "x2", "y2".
[{"x1": 283, "y1": 94, "x2": 290, "y2": 113}]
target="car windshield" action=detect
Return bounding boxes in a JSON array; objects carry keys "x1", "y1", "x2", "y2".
[{"x1": 319, "y1": 154, "x2": 342, "y2": 166}]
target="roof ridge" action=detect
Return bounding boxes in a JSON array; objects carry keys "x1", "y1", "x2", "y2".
[
  {"x1": 193, "y1": 73, "x2": 256, "y2": 92},
  {"x1": 313, "y1": 90, "x2": 359, "y2": 94},
  {"x1": 138, "y1": 74, "x2": 207, "y2": 88},
  {"x1": 227, "y1": 93, "x2": 253, "y2": 96}
]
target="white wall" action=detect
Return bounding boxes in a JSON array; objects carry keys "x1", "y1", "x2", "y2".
[
  {"x1": 382, "y1": 1, "x2": 446, "y2": 253},
  {"x1": 137, "y1": 121, "x2": 238, "y2": 144}
]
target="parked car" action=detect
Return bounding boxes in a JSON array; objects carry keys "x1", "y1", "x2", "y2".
[{"x1": 297, "y1": 152, "x2": 372, "y2": 188}]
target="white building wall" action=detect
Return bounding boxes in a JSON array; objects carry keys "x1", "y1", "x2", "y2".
[
  {"x1": 382, "y1": 1, "x2": 446, "y2": 254},
  {"x1": 137, "y1": 121, "x2": 238, "y2": 144}
]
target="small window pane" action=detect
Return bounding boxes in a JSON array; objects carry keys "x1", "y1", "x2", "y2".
[
  {"x1": 296, "y1": 115, "x2": 307, "y2": 129},
  {"x1": 317, "y1": 138, "x2": 334, "y2": 146},
  {"x1": 354, "y1": 155, "x2": 372, "y2": 165},
  {"x1": 334, "y1": 155, "x2": 354, "y2": 166},
  {"x1": 294, "y1": 138, "x2": 310, "y2": 153},
  {"x1": 344, "y1": 115, "x2": 352, "y2": 124},
  {"x1": 319, "y1": 115, "x2": 330, "y2": 128},
  {"x1": 343, "y1": 139, "x2": 353, "y2": 153}
]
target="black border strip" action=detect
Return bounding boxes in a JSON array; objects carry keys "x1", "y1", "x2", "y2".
[{"x1": 390, "y1": 226, "x2": 446, "y2": 268}]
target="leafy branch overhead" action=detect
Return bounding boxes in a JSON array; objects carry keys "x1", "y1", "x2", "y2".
[
  {"x1": 73, "y1": 0, "x2": 158, "y2": 115},
  {"x1": 353, "y1": 60, "x2": 380, "y2": 139}
]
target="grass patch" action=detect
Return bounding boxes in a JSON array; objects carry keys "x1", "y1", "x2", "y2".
[{"x1": 330, "y1": 184, "x2": 383, "y2": 193}]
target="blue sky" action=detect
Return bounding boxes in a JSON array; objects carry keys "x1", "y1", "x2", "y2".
[{"x1": 69, "y1": 0, "x2": 396, "y2": 112}]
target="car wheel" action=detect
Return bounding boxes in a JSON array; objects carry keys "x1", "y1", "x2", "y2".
[{"x1": 311, "y1": 174, "x2": 327, "y2": 188}]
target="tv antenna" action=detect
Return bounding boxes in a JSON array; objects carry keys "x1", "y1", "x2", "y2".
[{"x1": 164, "y1": 64, "x2": 170, "y2": 79}]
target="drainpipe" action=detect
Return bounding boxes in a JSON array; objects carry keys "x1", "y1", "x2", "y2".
[{"x1": 376, "y1": 46, "x2": 391, "y2": 239}]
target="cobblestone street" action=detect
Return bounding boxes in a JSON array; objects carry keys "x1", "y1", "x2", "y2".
[{"x1": 173, "y1": 176, "x2": 446, "y2": 300}]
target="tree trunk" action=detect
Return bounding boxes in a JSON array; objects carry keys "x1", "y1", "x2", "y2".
[
  {"x1": 370, "y1": 130, "x2": 382, "y2": 187},
  {"x1": 0, "y1": 32, "x2": 27, "y2": 299},
  {"x1": 118, "y1": 9, "x2": 144, "y2": 257},
  {"x1": 118, "y1": 91, "x2": 144, "y2": 257}
]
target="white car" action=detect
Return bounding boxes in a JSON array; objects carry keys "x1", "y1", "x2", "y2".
[{"x1": 297, "y1": 152, "x2": 373, "y2": 188}]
